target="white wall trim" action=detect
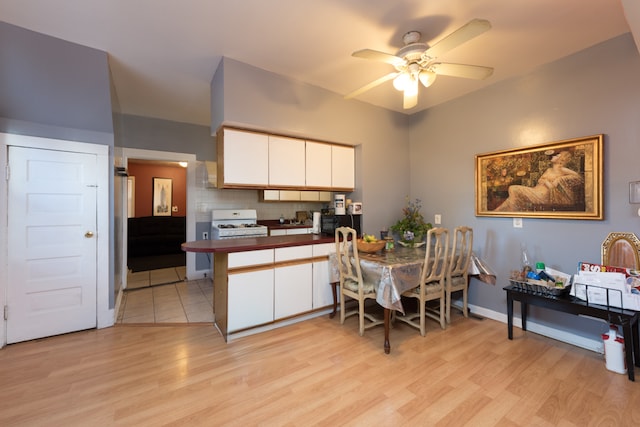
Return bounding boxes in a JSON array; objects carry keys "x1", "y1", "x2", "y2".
[
  {"x1": 464, "y1": 302, "x2": 605, "y2": 354},
  {"x1": 121, "y1": 148, "x2": 197, "y2": 282}
]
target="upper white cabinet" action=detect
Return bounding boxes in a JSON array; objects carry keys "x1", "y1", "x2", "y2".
[
  {"x1": 331, "y1": 145, "x2": 355, "y2": 190},
  {"x1": 217, "y1": 128, "x2": 269, "y2": 188},
  {"x1": 305, "y1": 141, "x2": 332, "y2": 188},
  {"x1": 269, "y1": 135, "x2": 306, "y2": 187},
  {"x1": 217, "y1": 127, "x2": 355, "y2": 191}
]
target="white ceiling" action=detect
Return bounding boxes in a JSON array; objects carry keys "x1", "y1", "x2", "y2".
[{"x1": 1, "y1": 0, "x2": 637, "y2": 127}]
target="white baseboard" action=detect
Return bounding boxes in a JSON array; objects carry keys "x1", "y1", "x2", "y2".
[{"x1": 463, "y1": 302, "x2": 605, "y2": 354}]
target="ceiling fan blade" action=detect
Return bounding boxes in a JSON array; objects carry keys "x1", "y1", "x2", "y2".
[
  {"x1": 423, "y1": 19, "x2": 491, "y2": 59},
  {"x1": 352, "y1": 49, "x2": 406, "y2": 67},
  {"x1": 431, "y1": 63, "x2": 494, "y2": 80},
  {"x1": 403, "y1": 90, "x2": 418, "y2": 109},
  {"x1": 344, "y1": 72, "x2": 399, "y2": 99}
]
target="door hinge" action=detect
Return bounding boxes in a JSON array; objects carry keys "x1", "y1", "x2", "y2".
[{"x1": 3, "y1": 305, "x2": 7, "y2": 320}]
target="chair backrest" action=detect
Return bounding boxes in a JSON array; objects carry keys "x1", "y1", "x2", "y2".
[
  {"x1": 449, "y1": 226, "x2": 474, "y2": 278},
  {"x1": 335, "y1": 226, "x2": 363, "y2": 287},
  {"x1": 420, "y1": 227, "x2": 449, "y2": 286}
]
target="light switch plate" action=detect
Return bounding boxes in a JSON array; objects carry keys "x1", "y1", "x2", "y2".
[
  {"x1": 513, "y1": 218, "x2": 523, "y2": 228},
  {"x1": 434, "y1": 214, "x2": 442, "y2": 225}
]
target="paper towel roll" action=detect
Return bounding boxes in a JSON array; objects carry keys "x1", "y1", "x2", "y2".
[{"x1": 312, "y1": 211, "x2": 321, "y2": 234}]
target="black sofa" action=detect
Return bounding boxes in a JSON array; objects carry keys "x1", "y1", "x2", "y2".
[{"x1": 127, "y1": 216, "x2": 186, "y2": 271}]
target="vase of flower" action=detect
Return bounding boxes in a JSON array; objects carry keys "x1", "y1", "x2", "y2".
[{"x1": 390, "y1": 197, "x2": 432, "y2": 247}]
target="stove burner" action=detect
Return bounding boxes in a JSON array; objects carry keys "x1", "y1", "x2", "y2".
[{"x1": 218, "y1": 224, "x2": 236, "y2": 228}]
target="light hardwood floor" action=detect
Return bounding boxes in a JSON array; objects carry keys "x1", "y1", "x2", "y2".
[{"x1": 1, "y1": 308, "x2": 639, "y2": 426}]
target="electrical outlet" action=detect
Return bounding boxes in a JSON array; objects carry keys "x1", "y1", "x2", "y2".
[
  {"x1": 513, "y1": 218, "x2": 523, "y2": 228},
  {"x1": 202, "y1": 231, "x2": 209, "y2": 240},
  {"x1": 434, "y1": 214, "x2": 441, "y2": 225}
]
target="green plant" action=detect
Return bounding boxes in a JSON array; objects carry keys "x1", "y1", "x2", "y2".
[{"x1": 390, "y1": 197, "x2": 433, "y2": 244}]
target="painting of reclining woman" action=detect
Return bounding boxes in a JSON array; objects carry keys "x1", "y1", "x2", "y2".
[
  {"x1": 494, "y1": 150, "x2": 584, "y2": 212},
  {"x1": 475, "y1": 135, "x2": 603, "y2": 219}
]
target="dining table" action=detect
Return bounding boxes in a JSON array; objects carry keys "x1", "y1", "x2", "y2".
[{"x1": 329, "y1": 246, "x2": 496, "y2": 354}]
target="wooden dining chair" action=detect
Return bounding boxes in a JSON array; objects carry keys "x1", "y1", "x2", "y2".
[
  {"x1": 395, "y1": 227, "x2": 449, "y2": 336},
  {"x1": 445, "y1": 226, "x2": 474, "y2": 323},
  {"x1": 335, "y1": 226, "x2": 383, "y2": 336}
]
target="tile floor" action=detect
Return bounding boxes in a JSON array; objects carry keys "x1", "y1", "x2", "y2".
[{"x1": 117, "y1": 267, "x2": 214, "y2": 324}]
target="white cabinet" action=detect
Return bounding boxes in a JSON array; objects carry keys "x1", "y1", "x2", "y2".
[
  {"x1": 279, "y1": 190, "x2": 301, "y2": 201},
  {"x1": 262, "y1": 190, "x2": 332, "y2": 202},
  {"x1": 274, "y1": 246, "x2": 313, "y2": 319},
  {"x1": 274, "y1": 263, "x2": 313, "y2": 319},
  {"x1": 285, "y1": 227, "x2": 312, "y2": 235},
  {"x1": 219, "y1": 127, "x2": 354, "y2": 191},
  {"x1": 219, "y1": 243, "x2": 335, "y2": 339},
  {"x1": 269, "y1": 227, "x2": 312, "y2": 236},
  {"x1": 227, "y1": 249, "x2": 274, "y2": 332},
  {"x1": 332, "y1": 145, "x2": 355, "y2": 190},
  {"x1": 218, "y1": 128, "x2": 269, "y2": 188},
  {"x1": 269, "y1": 135, "x2": 306, "y2": 187},
  {"x1": 312, "y1": 243, "x2": 336, "y2": 309},
  {"x1": 227, "y1": 269, "x2": 274, "y2": 332},
  {"x1": 306, "y1": 141, "x2": 332, "y2": 188}
]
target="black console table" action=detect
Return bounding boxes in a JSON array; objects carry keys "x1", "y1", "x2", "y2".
[{"x1": 504, "y1": 284, "x2": 640, "y2": 381}]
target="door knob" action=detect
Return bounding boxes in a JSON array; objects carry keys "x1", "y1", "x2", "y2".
[{"x1": 85, "y1": 231, "x2": 94, "y2": 238}]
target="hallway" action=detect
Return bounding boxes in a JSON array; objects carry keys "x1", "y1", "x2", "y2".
[{"x1": 118, "y1": 267, "x2": 213, "y2": 324}]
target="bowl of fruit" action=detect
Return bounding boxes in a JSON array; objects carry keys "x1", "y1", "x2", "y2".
[{"x1": 357, "y1": 234, "x2": 386, "y2": 253}]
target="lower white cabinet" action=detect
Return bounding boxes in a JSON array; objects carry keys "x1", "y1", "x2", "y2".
[
  {"x1": 274, "y1": 263, "x2": 313, "y2": 319},
  {"x1": 227, "y1": 269, "x2": 274, "y2": 331},
  {"x1": 227, "y1": 245, "x2": 321, "y2": 332}
]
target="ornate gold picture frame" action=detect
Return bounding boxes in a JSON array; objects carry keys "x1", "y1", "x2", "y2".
[{"x1": 475, "y1": 134, "x2": 603, "y2": 219}]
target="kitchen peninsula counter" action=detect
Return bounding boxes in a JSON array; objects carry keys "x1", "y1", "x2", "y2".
[
  {"x1": 182, "y1": 234, "x2": 337, "y2": 341},
  {"x1": 181, "y1": 233, "x2": 334, "y2": 253}
]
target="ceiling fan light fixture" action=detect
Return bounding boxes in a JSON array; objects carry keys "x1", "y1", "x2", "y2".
[
  {"x1": 405, "y1": 75, "x2": 419, "y2": 96},
  {"x1": 393, "y1": 73, "x2": 409, "y2": 91},
  {"x1": 419, "y1": 70, "x2": 437, "y2": 88}
]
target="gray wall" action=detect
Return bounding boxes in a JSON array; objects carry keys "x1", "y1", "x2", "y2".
[
  {"x1": 117, "y1": 114, "x2": 215, "y2": 160},
  {"x1": 409, "y1": 33, "x2": 640, "y2": 339},
  {"x1": 0, "y1": 21, "x2": 113, "y2": 142}
]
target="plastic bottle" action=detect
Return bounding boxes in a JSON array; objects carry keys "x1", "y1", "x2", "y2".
[
  {"x1": 521, "y1": 243, "x2": 532, "y2": 276},
  {"x1": 602, "y1": 324, "x2": 626, "y2": 374}
]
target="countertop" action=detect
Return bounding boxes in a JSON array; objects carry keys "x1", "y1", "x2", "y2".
[{"x1": 181, "y1": 233, "x2": 335, "y2": 254}]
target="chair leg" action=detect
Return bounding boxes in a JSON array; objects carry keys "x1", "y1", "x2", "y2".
[
  {"x1": 340, "y1": 292, "x2": 346, "y2": 325},
  {"x1": 462, "y1": 287, "x2": 469, "y2": 318},
  {"x1": 358, "y1": 300, "x2": 365, "y2": 336},
  {"x1": 419, "y1": 299, "x2": 426, "y2": 336},
  {"x1": 439, "y1": 296, "x2": 446, "y2": 329},
  {"x1": 445, "y1": 288, "x2": 452, "y2": 324}
]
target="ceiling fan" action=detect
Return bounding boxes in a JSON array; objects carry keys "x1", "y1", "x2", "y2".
[{"x1": 345, "y1": 19, "x2": 494, "y2": 109}]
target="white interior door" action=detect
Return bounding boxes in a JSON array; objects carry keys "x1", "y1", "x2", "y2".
[{"x1": 7, "y1": 146, "x2": 97, "y2": 343}]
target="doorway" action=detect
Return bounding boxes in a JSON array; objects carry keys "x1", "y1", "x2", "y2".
[
  {"x1": 120, "y1": 149, "x2": 197, "y2": 290},
  {"x1": 126, "y1": 159, "x2": 187, "y2": 278}
]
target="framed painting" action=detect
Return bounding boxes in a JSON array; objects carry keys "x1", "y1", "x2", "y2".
[
  {"x1": 475, "y1": 134, "x2": 603, "y2": 219},
  {"x1": 152, "y1": 177, "x2": 172, "y2": 217}
]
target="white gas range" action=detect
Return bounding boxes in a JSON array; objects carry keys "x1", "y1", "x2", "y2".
[{"x1": 211, "y1": 209, "x2": 269, "y2": 239}]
